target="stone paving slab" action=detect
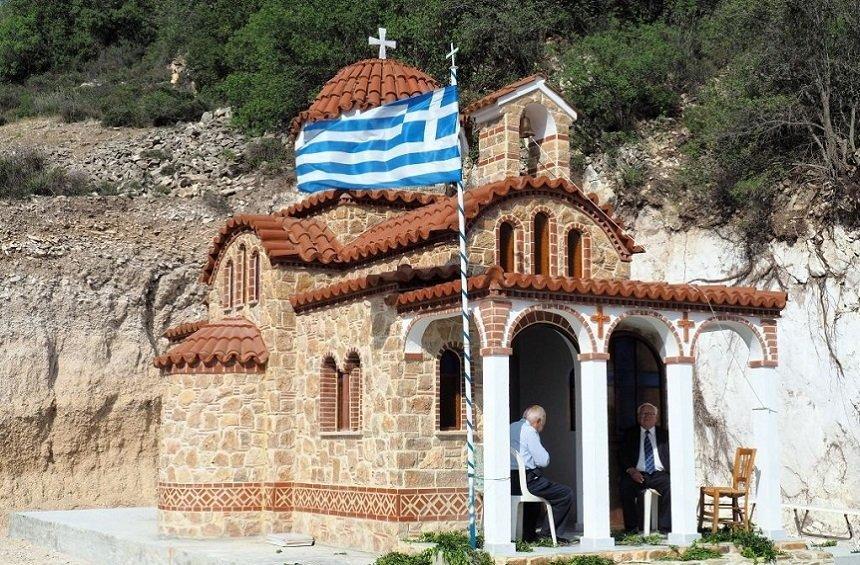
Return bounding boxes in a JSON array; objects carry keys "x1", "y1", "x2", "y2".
[{"x1": 8, "y1": 507, "x2": 376, "y2": 565}]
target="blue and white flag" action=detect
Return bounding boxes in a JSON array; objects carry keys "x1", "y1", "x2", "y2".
[{"x1": 295, "y1": 86, "x2": 462, "y2": 192}]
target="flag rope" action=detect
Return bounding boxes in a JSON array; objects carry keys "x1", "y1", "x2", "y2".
[{"x1": 447, "y1": 43, "x2": 478, "y2": 550}]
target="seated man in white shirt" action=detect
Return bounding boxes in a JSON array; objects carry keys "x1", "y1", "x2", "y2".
[{"x1": 510, "y1": 405, "x2": 573, "y2": 542}]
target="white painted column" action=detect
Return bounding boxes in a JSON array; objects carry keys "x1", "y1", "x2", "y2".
[
  {"x1": 578, "y1": 356, "x2": 614, "y2": 550},
  {"x1": 482, "y1": 354, "x2": 515, "y2": 553},
  {"x1": 665, "y1": 362, "x2": 700, "y2": 545},
  {"x1": 574, "y1": 357, "x2": 584, "y2": 532},
  {"x1": 749, "y1": 366, "x2": 785, "y2": 540}
]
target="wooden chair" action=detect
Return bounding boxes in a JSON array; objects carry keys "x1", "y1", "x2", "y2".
[{"x1": 698, "y1": 447, "x2": 757, "y2": 533}]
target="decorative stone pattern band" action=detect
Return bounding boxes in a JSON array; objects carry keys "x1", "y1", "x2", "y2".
[{"x1": 158, "y1": 482, "x2": 471, "y2": 522}]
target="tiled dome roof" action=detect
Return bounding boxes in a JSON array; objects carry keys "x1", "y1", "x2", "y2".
[{"x1": 289, "y1": 58, "x2": 439, "y2": 135}]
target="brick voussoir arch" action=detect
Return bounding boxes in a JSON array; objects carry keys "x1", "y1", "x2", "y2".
[
  {"x1": 435, "y1": 342, "x2": 470, "y2": 431},
  {"x1": 562, "y1": 221, "x2": 593, "y2": 278},
  {"x1": 527, "y1": 205, "x2": 560, "y2": 276},
  {"x1": 494, "y1": 214, "x2": 525, "y2": 272},
  {"x1": 503, "y1": 304, "x2": 596, "y2": 352},
  {"x1": 690, "y1": 314, "x2": 772, "y2": 364},
  {"x1": 601, "y1": 309, "x2": 684, "y2": 358}
]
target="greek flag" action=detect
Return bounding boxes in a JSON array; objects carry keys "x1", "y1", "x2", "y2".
[{"x1": 295, "y1": 86, "x2": 462, "y2": 192}]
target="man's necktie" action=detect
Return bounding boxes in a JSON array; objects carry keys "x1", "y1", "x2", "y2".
[{"x1": 644, "y1": 430, "x2": 656, "y2": 473}]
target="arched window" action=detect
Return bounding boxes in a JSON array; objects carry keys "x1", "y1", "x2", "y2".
[
  {"x1": 248, "y1": 250, "x2": 261, "y2": 303},
  {"x1": 567, "y1": 230, "x2": 583, "y2": 278},
  {"x1": 533, "y1": 213, "x2": 550, "y2": 275},
  {"x1": 439, "y1": 349, "x2": 463, "y2": 430},
  {"x1": 320, "y1": 356, "x2": 338, "y2": 432},
  {"x1": 223, "y1": 260, "x2": 234, "y2": 309},
  {"x1": 344, "y1": 352, "x2": 362, "y2": 431},
  {"x1": 235, "y1": 245, "x2": 246, "y2": 306},
  {"x1": 499, "y1": 222, "x2": 515, "y2": 272}
]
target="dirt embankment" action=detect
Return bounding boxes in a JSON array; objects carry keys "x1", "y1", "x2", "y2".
[{"x1": 0, "y1": 116, "x2": 298, "y2": 528}]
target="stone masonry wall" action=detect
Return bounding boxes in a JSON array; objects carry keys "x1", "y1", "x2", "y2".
[{"x1": 158, "y1": 370, "x2": 267, "y2": 537}]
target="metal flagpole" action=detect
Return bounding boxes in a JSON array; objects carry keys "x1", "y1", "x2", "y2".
[{"x1": 447, "y1": 42, "x2": 477, "y2": 550}]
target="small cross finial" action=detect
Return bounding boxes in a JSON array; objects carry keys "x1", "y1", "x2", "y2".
[
  {"x1": 446, "y1": 42, "x2": 459, "y2": 86},
  {"x1": 369, "y1": 27, "x2": 396, "y2": 59}
]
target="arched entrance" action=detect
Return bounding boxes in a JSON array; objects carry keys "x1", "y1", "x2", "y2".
[
  {"x1": 607, "y1": 331, "x2": 667, "y2": 529},
  {"x1": 509, "y1": 322, "x2": 581, "y2": 533}
]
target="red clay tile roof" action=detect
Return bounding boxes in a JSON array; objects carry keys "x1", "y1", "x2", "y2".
[
  {"x1": 203, "y1": 176, "x2": 640, "y2": 283},
  {"x1": 154, "y1": 317, "x2": 268, "y2": 371},
  {"x1": 201, "y1": 214, "x2": 341, "y2": 284},
  {"x1": 280, "y1": 189, "x2": 440, "y2": 218},
  {"x1": 396, "y1": 267, "x2": 788, "y2": 314},
  {"x1": 463, "y1": 74, "x2": 547, "y2": 115},
  {"x1": 341, "y1": 176, "x2": 641, "y2": 262},
  {"x1": 163, "y1": 320, "x2": 208, "y2": 343},
  {"x1": 290, "y1": 264, "x2": 460, "y2": 312},
  {"x1": 289, "y1": 58, "x2": 440, "y2": 135}
]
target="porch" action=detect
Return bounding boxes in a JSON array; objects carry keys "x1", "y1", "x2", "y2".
[{"x1": 399, "y1": 268, "x2": 787, "y2": 554}]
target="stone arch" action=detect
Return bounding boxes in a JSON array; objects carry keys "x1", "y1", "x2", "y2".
[
  {"x1": 495, "y1": 214, "x2": 525, "y2": 272},
  {"x1": 690, "y1": 315, "x2": 770, "y2": 366},
  {"x1": 562, "y1": 221, "x2": 592, "y2": 278},
  {"x1": 504, "y1": 304, "x2": 596, "y2": 354},
  {"x1": 403, "y1": 308, "x2": 482, "y2": 357},
  {"x1": 603, "y1": 309, "x2": 684, "y2": 359}
]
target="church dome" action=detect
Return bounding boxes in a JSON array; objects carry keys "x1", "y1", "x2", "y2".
[{"x1": 289, "y1": 58, "x2": 439, "y2": 135}]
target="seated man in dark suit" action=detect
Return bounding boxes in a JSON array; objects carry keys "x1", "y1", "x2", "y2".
[{"x1": 619, "y1": 402, "x2": 671, "y2": 533}]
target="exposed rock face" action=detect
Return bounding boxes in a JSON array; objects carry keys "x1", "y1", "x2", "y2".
[{"x1": 631, "y1": 209, "x2": 860, "y2": 530}]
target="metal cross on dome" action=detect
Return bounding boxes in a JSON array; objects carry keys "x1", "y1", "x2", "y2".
[{"x1": 369, "y1": 27, "x2": 396, "y2": 59}]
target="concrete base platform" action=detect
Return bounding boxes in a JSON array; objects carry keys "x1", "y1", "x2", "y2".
[{"x1": 8, "y1": 507, "x2": 376, "y2": 565}]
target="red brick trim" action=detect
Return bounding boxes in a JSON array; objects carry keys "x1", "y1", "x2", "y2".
[
  {"x1": 165, "y1": 359, "x2": 265, "y2": 375},
  {"x1": 319, "y1": 356, "x2": 338, "y2": 432},
  {"x1": 476, "y1": 299, "x2": 512, "y2": 350},
  {"x1": 495, "y1": 214, "x2": 525, "y2": 272},
  {"x1": 664, "y1": 356, "x2": 696, "y2": 365},
  {"x1": 578, "y1": 352, "x2": 610, "y2": 361},
  {"x1": 749, "y1": 359, "x2": 778, "y2": 368},
  {"x1": 562, "y1": 223, "x2": 592, "y2": 278},
  {"x1": 690, "y1": 314, "x2": 771, "y2": 365},
  {"x1": 436, "y1": 343, "x2": 471, "y2": 431},
  {"x1": 479, "y1": 346, "x2": 513, "y2": 356},
  {"x1": 504, "y1": 304, "x2": 596, "y2": 352},
  {"x1": 602, "y1": 309, "x2": 684, "y2": 357},
  {"x1": 344, "y1": 351, "x2": 362, "y2": 431},
  {"x1": 157, "y1": 482, "x2": 472, "y2": 522},
  {"x1": 528, "y1": 206, "x2": 559, "y2": 276},
  {"x1": 405, "y1": 352, "x2": 424, "y2": 361}
]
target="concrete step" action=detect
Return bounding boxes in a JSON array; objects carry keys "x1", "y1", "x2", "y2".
[{"x1": 8, "y1": 507, "x2": 376, "y2": 565}]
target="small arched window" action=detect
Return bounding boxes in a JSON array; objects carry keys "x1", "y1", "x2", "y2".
[
  {"x1": 344, "y1": 352, "x2": 362, "y2": 431},
  {"x1": 248, "y1": 250, "x2": 261, "y2": 303},
  {"x1": 223, "y1": 260, "x2": 234, "y2": 309},
  {"x1": 499, "y1": 222, "x2": 515, "y2": 272},
  {"x1": 235, "y1": 245, "x2": 246, "y2": 306},
  {"x1": 567, "y1": 230, "x2": 583, "y2": 278},
  {"x1": 533, "y1": 213, "x2": 550, "y2": 275},
  {"x1": 439, "y1": 349, "x2": 463, "y2": 430}
]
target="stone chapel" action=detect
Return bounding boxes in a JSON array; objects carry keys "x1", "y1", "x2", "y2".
[{"x1": 154, "y1": 57, "x2": 789, "y2": 553}]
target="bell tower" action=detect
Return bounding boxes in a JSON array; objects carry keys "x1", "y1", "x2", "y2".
[{"x1": 465, "y1": 75, "x2": 578, "y2": 186}]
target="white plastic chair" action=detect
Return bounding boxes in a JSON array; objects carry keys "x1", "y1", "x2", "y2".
[
  {"x1": 510, "y1": 448, "x2": 557, "y2": 546},
  {"x1": 642, "y1": 488, "x2": 661, "y2": 536}
]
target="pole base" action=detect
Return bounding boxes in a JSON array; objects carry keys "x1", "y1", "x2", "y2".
[
  {"x1": 667, "y1": 532, "x2": 701, "y2": 546},
  {"x1": 578, "y1": 536, "x2": 615, "y2": 550}
]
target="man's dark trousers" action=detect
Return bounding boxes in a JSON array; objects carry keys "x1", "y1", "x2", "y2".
[
  {"x1": 511, "y1": 470, "x2": 573, "y2": 541},
  {"x1": 620, "y1": 470, "x2": 671, "y2": 532}
]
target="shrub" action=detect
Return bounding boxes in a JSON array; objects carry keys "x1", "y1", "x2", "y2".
[
  {"x1": 244, "y1": 137, "x2": 288, "y2": 170},
  {"x1": 138, "y1": 87, "x2": 205, "y2": 126},
  {"x1": 702, "y1": 528, "x2": 780, "y2": 563},
  {"x1": 0, "y1": 148, "x2": 113, "y2": 198},
  {"x1": 548, "y1": 556, "x2": 615, "y2": 565},
  {"x1": 658, "y1": 542, "x2": 723, "y2": 561},
  {"x1": 102, "y1": 103, "x2": 142, "y2": 128}
]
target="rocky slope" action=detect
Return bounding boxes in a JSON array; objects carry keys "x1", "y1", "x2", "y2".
[
  {"x1": 0, "y1": 115, "x2": 300, "y2": 528},
  {"x1": 0, "y1": 114, "x2": 857, "y2": 536}
]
